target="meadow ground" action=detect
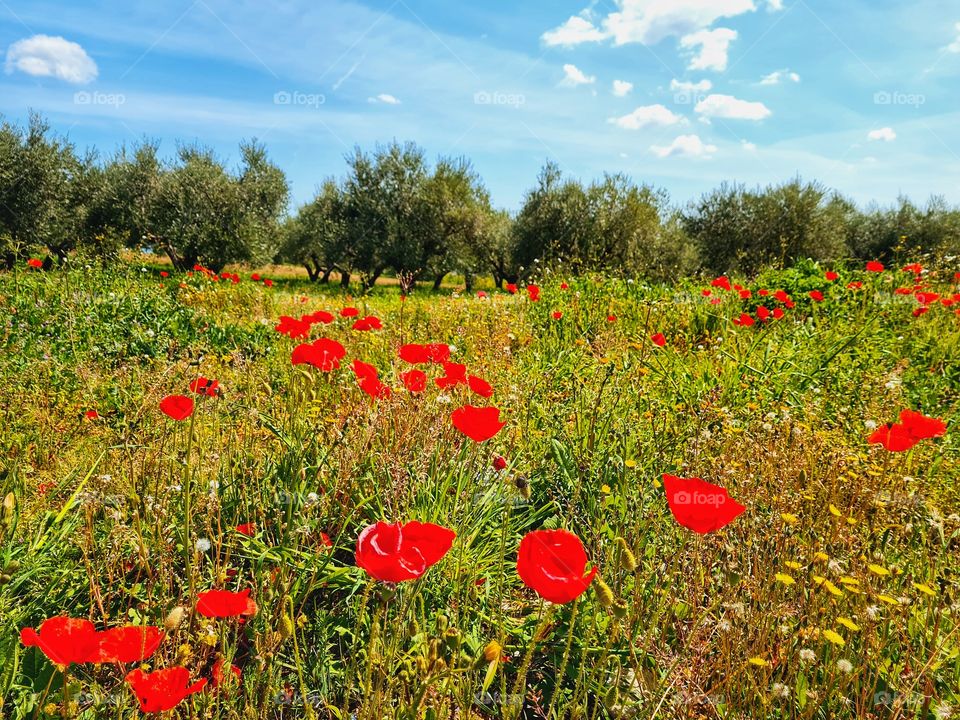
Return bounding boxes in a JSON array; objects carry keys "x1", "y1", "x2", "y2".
[{"x1": 1, "y1": 258, "x2": 959, "y2": 719}]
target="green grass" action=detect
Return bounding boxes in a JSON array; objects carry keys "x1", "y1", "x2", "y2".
[{"x1": 1, "y1": 258, "x2": 959, "y2": 719}]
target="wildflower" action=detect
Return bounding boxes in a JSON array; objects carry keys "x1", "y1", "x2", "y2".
[
  {"x1": 195, "y1": 538, "x2": 211, "y2": 553},
  {"x1": 196, "y1": 589, "x2": 258, "y2": 618},
  {"x1": 822, "y1": 629, "x2": 845, "y2": 646},
  {"x1": 662, "y1": 474, "x2": 746, "y2": 534},
  {"x1": 159, "y1": 395, "x2": 194, "y2": 421},
  {"x1": 126, "y1": 667, "x2": 207, "y2": 712},
  {"x1": 451, "y1": 405, "x2": 506, "y2": 442},
  {"x1": 775, "y1": 573, "x2": 795, "y2": 586},
  {"x1": 799, "y1": 648, "x2": 816, "y2": 662},
  {"x1": 291, "y1": 338, "x2": 346, "y2": 371},
  {"x1": 836, "y1": 617, "x2": 860, "y2": 631},
  {"x1": 355, "y1": 521, "x2": 455, "y2": 583},
  {"x1": 772, "y1": 683, "x2": 790, "y2": 699},
  {"x1": 748, "y1": 657, "x2": 769, "y2": 667},
  {"x1": 352, "y1": 316, "x2": 383, "y2": 331},
  {"x1": 92, "y1": 626, "x2": 165, "y2": 664},
  {"x1": 20, "y1": 618, "x2": 99, "y2": 667},
  {"x1": 517, "y1": 529, "x2": 597, "y2": 604},
  {"x1": 835, "y1": 659, "x2": 853, "y2": 674},
  {"x1": 400, "y1": 369, "x2": 427, "y2": 393},
  {"x1": 650, "y1": 332, "x2": 666, "y2": 347}
]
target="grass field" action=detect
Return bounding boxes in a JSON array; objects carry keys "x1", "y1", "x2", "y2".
[{"x1": 2, "y1": 258, "x2": 959, "y2": 719}]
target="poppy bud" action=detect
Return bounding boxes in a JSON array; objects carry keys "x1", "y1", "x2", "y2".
[
  {"x1": 513, "y1": 475, "x2": 531, "y2": 500},
  {"x1": 428, "y1": 638, "x2": 441, "y2": 663},
  {"x1": 164, "y1": 606, "x2": 186, "y2": 630},
  {"x1": 2, "y1": 493, "x2": 14, "y2": 521},
  {"x1": 280, "y1": 614, "x2": 295, "y2": 639},
  {"x1": 603, "y1": 686, "x2": 619, "y2": 710},
  {"x1": 435, "y1": 614, "x2": 449, "y2": 633},
  {"x1": 0, "y1": 574, "x2": 10, "y2": 584},
  {"x1": 594, "y1": 578, "x2": 614, "y2": 608},
  {"x1": 615, "y1": 537, "x2": 637, "y2": 571},
  {"x1": 612, "y1": 599, "x2": 628, "y2": 619},
  {"x1": 482, "y1": 639, "x2": 502, "y2": 663},
  {"x1": 407, "y1": 619, "x2": 420, "y2": 638},
  {"x1": 443, "y1": 629, "x2": 461, "y2": 652},
  {"x1": 3, "y1": 560, "x2": 19, "y2": 574}
]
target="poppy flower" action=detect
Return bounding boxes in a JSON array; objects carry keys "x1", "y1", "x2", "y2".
[
  {"x1": 399, "y1": 343, "x2": 430, "y2": 363},
  {"x1": 773, "y1": 290, "x2": 791, "y2": 304},
  {"x1": 823, "y1": 271, "x2": 837, "y2": 281},
  {"x1": 756, "y1": 306, "x2": 771, "y2": 321},
  {"x1": 709, "y1": 298, "x2": 721, "y2": 305},
  {"x1": 758, "y1": 289, "x2": 770, "y2": 296},
  {"x1": 894, "y1": 287, "x2": 914, "y2": 296},
  {"x1": 527, "y1": 285, "x2": 540, "y2": 302},
  {"x1": 126, "y1": 667, "x2": 207, "y2": 713},
  {"x1": 27, "y1": 258, "x2": 43, "y2": 269},
  {"x1": 913, "y1": 307, "x2": 929, "y2": 318},
  {"x1": 477, "y1": 291, "x2": 488, "y2": 298},
  {"x1": 847, "y1": 281, "x2": 863, "y2": 290},
  {"x1": 20, "y1": 617, "x2": 99, "y2": 667},
  {"x1": 340, "y1": 306, "x2": 360, "y2": 318},
  {"x1": 915, "y1": 292, "x2": 939, "y2": 305},
  {"x1": 351, "y1": 359, "x2": 379, "y2": 381},
  {"x1": 160, "y1": 270, "x2": 169, "y2": 278},
  {"x1": 808, "y1": 290, "x2": 824, "y2": 302},
  {"x1": 352, "y1": 316, "x2": 383, "y2": 331},
  {"x1": 355, "y1": 520, "x2": 456, "y2": 583},
  {"x1": 196, "y1": 589, "x2": 258, "y2": 618},
  {"x1": 516, "y1": 529, "x2": 597, "y2": 604},
  {"x1": 866, "y1": 261, "x2": 885, "y2": 272},
  {"x1": 711, "y1": 276, "x2": 732, "y2": 291},
  {"x1": 275, "y1": 316, "x2": 311, "y2": 339},
  {"x1": 772, "y1": 307, "x2": 785, "y2": 320},
  {"x1": 869, "y1": 409, "x2": 947, "y2": 452},
  {"x1": 359, "y1": 374, "x2": 392, "y2": 400},
  {"x1": 189, "y1": 377, "x2": 220, "y2": 397},
  {"x1": 733, "y1": 313, "x2": 755, "y2": 327},
  {"x1": 506, "y1": 283, "x2": 518, "y2": 294},
  {"x1": 701, "y1": 289, "x2": 712, "y2": 297},
  {"x1": 303, "y1": 310, "x2": 335, "y2": 325},
  {"x1": 212, "y1": 659, "x2": 242, "y2": 688},
  {"x1": 451, "y1": 405, "x2": 506, "y2": 442},
  {"x1": 400, "y1": 369, "x2": 427, "y2": 393},
  {"x1": 160, "y1": 395, "x2": 194, "y2": 421},
  {"x1": 739, "y1": 289, "x2": 752, "y2": 300},
  {"x1": 560, "y1": 282, "x2": 569, "y2": 290},
  {"x1": 607, "y1": 315, "x2": 617, "y2": 323},
  {"x1": 263, "y1": 279, "x2": 274, "y2": 287},
  {"x1": 662, "y1": 474, "x2": 746, "y2": 534},
  {"x1": 436, "y1": 362, "x2": 468, "y2": 390},
  {"x1": 250, "y1": 273, "x2": 261, "y2": 281},
  {"x1": 92, "y1": 626, "x2": 165, "y2": 664},
  {"x1": 552, "y1": 311, "x2": 563, "y2": 320},
  {"x1": 650, "y1": 333, "x2": 666, "y2": 347},
  {"x1": 291, "y1": 338, "x2": 346, "y2": 372},
  {"x1": 902, "y1": 263, "x2": 923, "y2": 274},
  {"x1": 84, "y1": 410, "x2": 99, "y2": 420},
  {"x1": 235, "y1": 523, "x2": 256, "y2": 537},
  {"x1": 493, "y1": 455, "x2": 507, "y2": 471},
  {"x1": 468, "y1": 375, "x2": 494, "y2": 398}
]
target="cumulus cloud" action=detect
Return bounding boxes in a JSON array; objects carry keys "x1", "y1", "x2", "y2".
[
  {"x1": 695, "y1": 93, "x2": 771, "y2": 120},
  {"x1": 608, "y1": 104, "x2": 685, "y2": 130},
  {"x1": 368, "y1": 93, "x2": 401, "y2": 104},
  {"x1": 759, "y1": 69, "x2": 800, "y2": 84},
  {"x1": 4, "y1": 34, "x2": 97, "y2": 84},
  {"x1": 868, "y1": 127, "x2": 896, "y2": 142},
  {"x1": 680, "y1": 28, "x2": 738, "y2": 71},
  {"x1": 612, "y1": 79, "x2": 634, "y2": 96},
  {"x1": 560, "y1": 63, "x2": 595, "y2": 86},
  {"x1": 670, "y1": 78, "x2": 713, "y2": 93},
  {"x1": 651, "y1": 134, "x2": 717, "y2": 158},
  {"x1": 947, "y1": 22, "x2": 960, "y2": 53},
  {"x1": 542, "y1": 0, "x2": 756, "y2": 47}
]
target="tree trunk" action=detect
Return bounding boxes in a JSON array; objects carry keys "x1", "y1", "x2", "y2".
[
  {"x1": 320, "y1": 268, "x2": 333, "y2": 284},
  {"x1": 340, "y1": 271, "x2": 351, "y2": 288},
  {"x1": 432, "y1": 273, "x2": 445, "y2": 291},
  {"x1": 304, "y1": 263, "x2": 320, "y2": 282},
  {"x1": 464, "y1": 272, "x2": 474, "y2": 293},
  {"x1": 494, "y1": 274, "x2": 503, "y2": 289}
]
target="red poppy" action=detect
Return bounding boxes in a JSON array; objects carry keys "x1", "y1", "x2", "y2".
[
  {"x1": 477, "y1": 291, "x2": 488, "y2": 298},
  {"x1": 263, "y1": 279, "x2": 274, "y2": 287},
  {"x1": 773, "y1": 290, "x2": 791, "y2": 304},
  {"x1": 701, "y1": 289, "x2": 712, "y2": 297},
  {"x1": 189, "y1": 377, "x2": 220, "y2": 397},
  {"x1": 955, "y1": 272, "x2": 960, "y2": 282},
  {"x1": 915, "y1": 292, "x2": 939, "y2": 305},
  {"x1": 400, "y1": 369, "x2": 427, "y2": 393},
  {"x1": 866, "y1": 261, "x2": 884, "y2": 272},
  {"x1": 290, "y1": 338, "x2": 346, "y2": 372},
  {"x1": 506, "y1": 283, "x2": 518, "y2": 294},
  {"x1": 650, "y1": 333, "x2": 666, "y2": 347},
  {"x1": 894, "y1": 287, "x2": 914, "y2": 296},
  {"x1": 160, "y1": 270, "x2": 169, "y2": 278},
  {"x1": 772, "y1": 307, "x2": 785, "y2": 320},
  {"x1": 527, "y1": 285, "x2": 541, "y2": 302},
  {"x1": 436, "y1": 362, "x2": 468, "y2": 390},
  {"x1": 516, "y1": 529, "x2": 597, "y2": 604},
  {"x1": 468, "y1": 375, "x2": 494, "y2": 398},
  {"x1": 913, "y1": 307, "x2": 929, "y2": 318},
  {"x1": 275, "y1": 316, "x2": 311, "y2": 339},
  {"x1": 552, "y1": 311, "x2": 563, "y2": 320},
  {"x1": 351, "y1": 359, "x2": 379, "y2": 381},
  {"x1": 84, "y1": 409, "x2": 99, "y2": 420},
  {"x1": 235, "y1": 523, "x2": 256, "y2": 536},
  {"x1": 303, "y1": 310, "x2": 335, "y2": 325},
  {"x1": 662, "y1": 474, "x2": 746, "y2": 534},
  {"x1": 359, "y1": 374, "x2": 392, "y2": 400},
  {"x1": 710, "y1": 298, "x2": 722, "y2": 305},
  {"x1": 126, "y1": 667, "x2": 207, "y2": 713},
  {"x1": 808, "y1": 290, "x2": 824, "y2": 302},
  {"x1": 92, "y1": 626, "x2": 165, "y2": 664},
  {"x1": 825, "y1": 271, "x2": 839, "y2": 282},
  {"x1": 756, "y1": 306, "x2": 771, "y2": 321},
  {"x1": 27, "y1": 258, "x2": 43, "y2": 269},
  {"x1": 250, "y1": 273, "x2": 261, "y2": 281},
  {"x1": 758, "y1": 288, "x2": 770, "y2": 296},
  {"x1": 352, "y1": 316, "x2": 383, "y2": 331},
  {"x1": 451, "y1": 405, "x2": 505, "y2": 442},
  {"x1": 847, "y1": 281, "x2": 863, "y2": 290},
  {"x1": 20, "y1": 617, "x2": 98, "y2": 667},
  {"x1": 738, "y1": 289, "x2": 752, "y2": 300},
  {"x1": 493, "y1": 455, "x2": 507, "y2": 471},
  {"x1": 399, "y1": 343, "x2": 451, "y2": 364},
  {"x1": 560, "y1": 282, "x2": 569, "y2": 290},
  {"x1": 340, "y1": 306, "x2": 360, "y2": 317},
  {"x1": 196, "y1": 589, "x2": 258, "y2": 618},
  {"x1": 902, "y1": 263, "x2": 923, "y2": 274},
  {"x1": 733, "y1": 313, "x2": 755, "y2": 327},
  {"x1": 355, "y1": 520, "x2": 456, "y2": 583},
  {"x1": 711, "y1": 276, "x2": 732, "y2": 291},
  {"x1": 160, "y1": 395, "x2": 194, "y2": 421},
  {"x1": 607, "y1": 315, "x2": 617, "y2": 323},
  {"x1": 212, "y1": 659, "x2": 242, "y2": 688}
]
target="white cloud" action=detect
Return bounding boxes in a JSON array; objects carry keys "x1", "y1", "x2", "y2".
[
  {"x1": 612, "y1": 79, "x2": 634, "y2": 96},
  {"x1": 542, "y1": 15, "x2": 607, "y2": 46},
  {"x1": 560, "y1": 63, "x2": 595, "y2": 86},
  {"x1": 680, "y1": 28, "x2": 737, "y2": 71},
  {"x1": 4, "y1": 34, "x2": 97, "y2": 84},
  {"x1": 543, "y1": 0, "x2": 756, "y2": 47},
  {"x1": 670, "y1": 78, "x2": 713, "y2": 93},
  {"x1": 695, "y1": 93, "x2": 771, "y2": 120},
  {"x1": 741, "y1": 139, "x2": 757, "y2": 151},
  {"x1": 760, "y1": 69, "x2": 800, "y2": 85},
  {"x1": 651, "y1": 134, "x2": 717, "y2": 158},
  {"x1": 767, "y1": 0, "x2": 784, "y2": 9},
  {"x1": 947, "y1": 22, "x2": 960, "y2": 53},
  {"x1": 868, "y1": 127, "x2": 896, "y2": 142},
  {"x1": 368, "y1": 93, "x2": 401, "y2": 104},
  {"x1": 608, "y1": 104, "x2": 684, "y2": 130}
]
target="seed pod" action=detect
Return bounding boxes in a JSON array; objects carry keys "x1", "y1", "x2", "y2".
[
  {"x1": 615, "y1": 537, "x2": 637, "y2": 571},
  {"x1": 612, "y1": 599, "x2": 628, "y2": 619},
  {"x1": 435, "y1": 614, "x2": 449, "y2": 633},
  {"x1": 280, "y1": 614, "x2": 295, "y2": 639},
  {"x1": 604, "y1": 686, "x2": 619, "y2": 710},
  {"x1": 2, "y1": 560, "x2": 19, "y2": 574},
  {"x1": 2, "y1": 493, "x2": 14, "y2": 521},
  {"x1": 164, "y1": 606, "x2": 186, "y2": 631},
  {"x1": 594, "y1": 578, "x2": 614, "y2": 608},
  {"x1": 514, "y1": 475, "x2": 531, "y2": 500}
]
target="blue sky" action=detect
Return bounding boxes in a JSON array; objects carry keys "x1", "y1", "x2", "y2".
[{"x1": 2, "y1": 0, "x2": 959, "y2": 211}]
